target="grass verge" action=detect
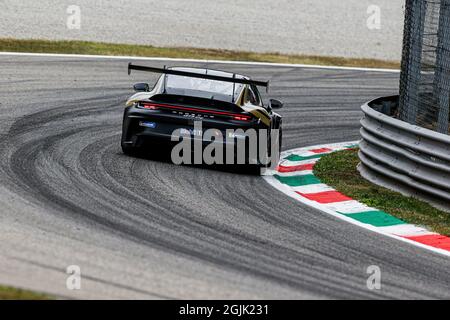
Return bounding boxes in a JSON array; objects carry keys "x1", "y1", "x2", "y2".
[
  {"x1": 0, "y1": 285, "x2": 51, "y2": 300},
  {"x1": 314, "y1": 148, "x2": 450, "y2": 236},
  {"x1": 0, "y1": 38, "x2": 400, "y2": 69}
]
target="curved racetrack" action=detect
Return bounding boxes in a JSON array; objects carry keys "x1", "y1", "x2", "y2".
[{"x1": 0, "y1": 54, "x2": 449, "y2": 299}]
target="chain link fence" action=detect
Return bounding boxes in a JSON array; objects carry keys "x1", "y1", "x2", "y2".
[{"x1": 398, "y1": 0, "x2": 450, "y2": 134}]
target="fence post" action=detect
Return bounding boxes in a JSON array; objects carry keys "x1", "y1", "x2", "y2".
[
  {"x1": 435, "y1": 0, "x2": 450, "y2": 134},
  {"x1": 399, "y1": 0, "x2": 427, "y2": 125}
]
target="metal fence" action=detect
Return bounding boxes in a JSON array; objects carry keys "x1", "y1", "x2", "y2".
[
  {"x1": 399, "y1": 0, "x2": 450, "y2": 134},
  {"x1": 359, "y1": 96, "x2": 450, "y2": 206}
]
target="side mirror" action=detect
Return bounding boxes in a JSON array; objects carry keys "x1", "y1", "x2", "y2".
[
  {"x1": 133, "y1": 83, "x2": 150, "y2": 92},
  {"x1": 269, "y1": 99, "x2": 283, "y2": 109}
]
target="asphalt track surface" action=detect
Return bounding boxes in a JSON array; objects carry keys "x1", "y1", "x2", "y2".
[{"x1": 0, "y1": 54, "x2": 449, "y2": 299}]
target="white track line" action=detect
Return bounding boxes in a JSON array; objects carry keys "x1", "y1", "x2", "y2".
[{"x1": 0, "y1": 51, "x2": 399, "y2": 73}]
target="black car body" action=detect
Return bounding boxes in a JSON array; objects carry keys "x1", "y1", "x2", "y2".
[{"x1": 122, "y1": 64, "x2": 283, "y2": 168}]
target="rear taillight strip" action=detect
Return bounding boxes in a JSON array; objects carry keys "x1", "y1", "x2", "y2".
[{"x1": 140, "y1": 103, "x2": 251, "y2": 121}]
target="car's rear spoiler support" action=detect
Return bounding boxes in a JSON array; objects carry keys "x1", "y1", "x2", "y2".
[{"x1": 127, "y1": 63, "x2": 270, "y2": 93}]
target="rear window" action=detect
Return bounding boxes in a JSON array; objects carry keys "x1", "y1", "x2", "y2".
[{"x1": 165, "y1": 69, "x2": 244, "y2": 102}]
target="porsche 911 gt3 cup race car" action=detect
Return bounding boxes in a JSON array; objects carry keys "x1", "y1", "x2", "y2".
[{"x1": 122, "y1": 63, "x2": 283, "y2": 170}]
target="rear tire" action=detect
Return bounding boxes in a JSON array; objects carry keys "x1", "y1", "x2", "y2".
[
  {"x1": 121, "y1": 142, "x2": 138, "y2": 156},
  {"x1": 244, "y1": 129, "x2": 281, "y2": 175},
  {"x1": 263, "y1": 127, "x2": 282, "y2": 171},
  {"x1": 243, "y1": 162, "x2": 264, "y2": 176}
]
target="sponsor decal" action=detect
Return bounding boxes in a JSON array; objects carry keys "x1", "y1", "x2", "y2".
[{"x1": 139, "y1": 121, "x2": 157, "y2": 128}]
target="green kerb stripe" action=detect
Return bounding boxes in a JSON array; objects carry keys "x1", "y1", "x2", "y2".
[
  {"x1": 340, "y1": 210, "x2": 406, "y2": 227},
  {"x1": 274, "y1": 174, "x2": 321, "y2": 187},
  {"x1": 284, "y1": 154, "x2": 323, "y2": 161}
]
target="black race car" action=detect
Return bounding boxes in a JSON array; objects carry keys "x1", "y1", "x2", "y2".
[{"x1": 122, "y1": 63, "x2": 283, "y2": 169}]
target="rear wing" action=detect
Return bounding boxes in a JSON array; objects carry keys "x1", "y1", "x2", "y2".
[{"x1": 127, "y1": 63, "x2": 270, "y2": 92}]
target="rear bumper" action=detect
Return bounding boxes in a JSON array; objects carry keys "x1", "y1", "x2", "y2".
[{"x1": 122, "y1": 107, "x2": 261, "y2": 146}]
